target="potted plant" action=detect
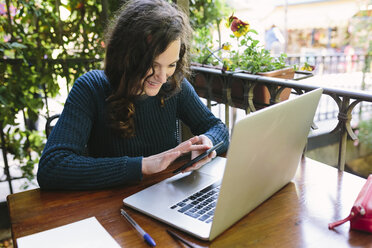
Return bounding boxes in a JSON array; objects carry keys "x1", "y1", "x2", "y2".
[{"x1": 191, "y1": 14, "x2": 313, "y2": 107}]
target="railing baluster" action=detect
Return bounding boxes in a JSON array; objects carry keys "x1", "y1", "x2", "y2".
[
  {"x1": 328, "y1": 95, "x2": 361, "y2": 170},
  {"x1": 244, "y1": 80, "x2": 256, "y2": 114},
  {"x1": 223, "y1": 77, "x2": 232, "y2": 130}
]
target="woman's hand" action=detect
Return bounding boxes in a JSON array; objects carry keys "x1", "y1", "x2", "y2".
[
  {"x1": 141, "y1": 136, "x2": 210, "y2": 175},
  {"x1": 183, "y1": 135, "x2": 216, "y2": 173}
]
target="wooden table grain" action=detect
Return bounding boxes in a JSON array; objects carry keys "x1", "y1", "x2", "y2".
[{"x1": 7, "y1": 158, "x2": 372, "y2": 248}]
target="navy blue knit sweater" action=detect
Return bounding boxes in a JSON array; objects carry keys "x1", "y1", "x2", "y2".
[{"x1": 37, "y1": 70, "x2": 229, "y2": 190}]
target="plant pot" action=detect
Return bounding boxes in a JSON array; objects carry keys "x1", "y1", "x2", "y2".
[
  {"x1": 190, "y1": 63, "x2": 295, "y2": 110},
  {"x1": 255, "y1": 67, "x2": 295, "y2": 106}
]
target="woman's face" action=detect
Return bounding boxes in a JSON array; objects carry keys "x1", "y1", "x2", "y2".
[{"x1": 142, "y1": 39, "x2": 181, "y2": 96}]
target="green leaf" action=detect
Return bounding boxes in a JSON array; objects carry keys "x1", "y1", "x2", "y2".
[{"x1": 10, "y1": 42, "x2": 28, "y2": 50}]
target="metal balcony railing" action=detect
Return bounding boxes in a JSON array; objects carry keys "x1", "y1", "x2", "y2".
[{"x1": 189, "y1": 64, "x2": 372, "y2": 172}]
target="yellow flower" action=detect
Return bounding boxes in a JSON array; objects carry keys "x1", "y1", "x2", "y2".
[
  {"x1": 233, "y1": 25, "x2": 249, "y2": 38},
  {"x1": 300, "y1": 62, "x2": 315, "y2": 71},
  {"x1": 222, "y1": 43, "x2": 231, "y2": 51},
  {"x1": 227, "y1": 14, "x2": 250, "y2": 38},
  {"x1": 223, "y1": 58, "x2": 233, "y2": 71}
]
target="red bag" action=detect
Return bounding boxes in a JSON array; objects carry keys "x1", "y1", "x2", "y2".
[{"x1": 328, "y1": 174, "x2": 372, "y2": 233}]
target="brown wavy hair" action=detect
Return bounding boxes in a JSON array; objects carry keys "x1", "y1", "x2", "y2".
[{"x1": 104, "y1": 0, "x2": 192, "y2": 138}]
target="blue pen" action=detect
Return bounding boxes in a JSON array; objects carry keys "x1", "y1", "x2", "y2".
[{"x1": 120, "y1": 209, "x2": 156, "y2": 247}]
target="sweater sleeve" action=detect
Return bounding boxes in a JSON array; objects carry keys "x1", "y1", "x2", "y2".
[
  {"x1": 37, "y1": 71, "x2": 142, "y2": 190},
  {"x1": 178, "y1": 79, "x2": 229, "y2": 154}
]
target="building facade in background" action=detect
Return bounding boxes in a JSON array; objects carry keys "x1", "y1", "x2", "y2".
[{"x1": 230, "y1": 0, "x2": 370, "y2": 55}]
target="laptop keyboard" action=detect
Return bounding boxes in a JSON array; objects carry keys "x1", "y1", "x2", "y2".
[{"x1": 170, "y1": 182, "x2": 220, "y2": 223}]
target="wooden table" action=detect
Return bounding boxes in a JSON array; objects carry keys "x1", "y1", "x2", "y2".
[{"x1": 7, "y1": 158, "x2": 372, "y2": 247}]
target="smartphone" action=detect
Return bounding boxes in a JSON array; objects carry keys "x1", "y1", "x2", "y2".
[{"x1": 172, "y1": 141, "x2": 224, "y2": 174}]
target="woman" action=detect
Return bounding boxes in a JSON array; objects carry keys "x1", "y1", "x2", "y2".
[{"x1": 37, "y1": 0, "x2": 229, "y2": 190}]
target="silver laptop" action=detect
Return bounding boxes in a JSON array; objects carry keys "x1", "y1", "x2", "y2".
[{"x1": 123, "y1": 88, "x2": 323, "y2": 240}]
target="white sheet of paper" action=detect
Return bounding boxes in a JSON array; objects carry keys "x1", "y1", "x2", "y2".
[{"x1": 17, "y1": 217, "x2": 121, "y2": 248}]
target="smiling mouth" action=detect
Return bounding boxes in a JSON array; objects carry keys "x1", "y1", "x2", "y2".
[{"x1": 147, "y1": 80, "x2": 161, "y2": 87}]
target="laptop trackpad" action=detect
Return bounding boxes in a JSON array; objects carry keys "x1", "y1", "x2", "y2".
[
  {"x1": 124, "y1": 171, "x2": 216, "y2": 208},
  {"x1": 166, "y1": 171, "x2": 215, "y2": 191},
  {"x1": 124, "y1": 158, "x2": 225, "y2": 210},
  {"x1": 166, "y1": 156, "x2": 225, "y2": 191}
]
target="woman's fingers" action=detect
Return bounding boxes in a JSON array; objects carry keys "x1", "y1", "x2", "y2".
[
  {"x1": 184, "y1": 150, "x2": 216, "y2": 172},
  {"x1": 142, "y1": 135, "x2": 217, "y2": 175},
  {"x1": 188, "y1": 144, "x2": 210, "y2": 151},
  {"x1": 175, "y1": 136, "x2": 210, "y2": 154},
  {"x1": 183, "y1": 135, "x2": 217, "y2": 173}
]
